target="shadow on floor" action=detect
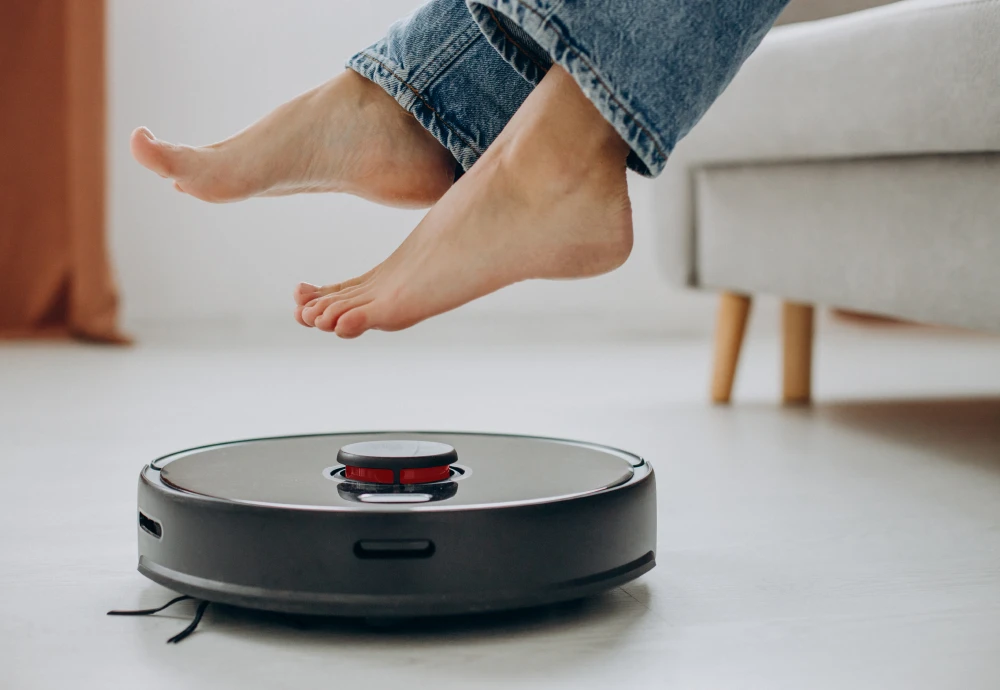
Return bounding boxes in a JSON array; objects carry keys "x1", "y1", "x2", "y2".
[
  {"x1": 818, "y1": 396, "x2": 1000, "y2": 472},
  {"x1": 134, "y1": 580, "x2": 656, "y2": 666}
]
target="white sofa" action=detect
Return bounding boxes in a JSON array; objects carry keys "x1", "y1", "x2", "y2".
[{"x1": 657, "y1": 0, "x2": 1000, "y2": 403}]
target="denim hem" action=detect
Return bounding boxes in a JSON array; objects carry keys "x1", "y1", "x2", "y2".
[
  {"x1": 466, "y1": 0, "x2": 668, "y2": 177},
  {"x1": 346, "y1": 50, "x2": 484, "y2": 173}
]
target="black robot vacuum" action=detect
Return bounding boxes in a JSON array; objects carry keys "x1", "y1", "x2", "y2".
[{"x1": 135, "y1": 432, "x2": 656, "y2": 617}]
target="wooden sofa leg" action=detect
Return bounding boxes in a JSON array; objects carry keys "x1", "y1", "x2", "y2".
[
  {"x1": 782, "y1": 301, "x2": 814, "y2": 405},
  {"x1": 710, "y1": 292, "x2": 752, "y2": 404}
]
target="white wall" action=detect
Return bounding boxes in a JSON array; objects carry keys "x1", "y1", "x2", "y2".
[{"x1": 108, "y1": 0, "x2": 718, "y2": 337}]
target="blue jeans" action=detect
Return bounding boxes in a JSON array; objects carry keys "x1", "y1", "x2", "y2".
[{"x1": 348, "y1": 0, "x2": 788, "y2": 177}]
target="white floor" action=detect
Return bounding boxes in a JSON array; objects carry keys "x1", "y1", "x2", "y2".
[{"x1": 3, "y1": 319, "x2": 1000, "y2": 689}]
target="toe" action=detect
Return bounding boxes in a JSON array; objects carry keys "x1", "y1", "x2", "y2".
[
  {"x1": 294, "y1": 282, "x2": 321, "y2": 306},
  {"x1": 334, "y1": 306, "x2": 372, "y2": 339},
  {"x1": 293, "y1": 276, "x2": 366, "y2": 308},
  {"x1": 299, "y1": 296, "x2": 328, "y2": 327},
  {"x1": 301, "y1": 282, "x2": 375, "y2": 324},
  {"x1": 301, "y1": 294, "x2": 342, "y2": 326},
  {"x1": 130, "y1": 127, "x2": 196, "y2": 180},
  {"x1": 316, "y1": 272, "x2": 376, "y2": 298},
  {"x1": 296, "y1": 270, "x2": 379, "y2": 328},
  {"x1": 314, "y1": 295, "x2": 372, "y2": 332},
  {"x1": 294, "y1": 303, "x2": 312, "y2": 327}
]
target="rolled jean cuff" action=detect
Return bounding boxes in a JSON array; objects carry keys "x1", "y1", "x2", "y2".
[
  {"x1": 466, "y1": 0, "x2": 663, "y2": 176},
  {"x1": 468, "y1": 0, "x2": 790, "y2": 178},
  {"x1": 347, "y1": 49, "x2": 479, "y2": 173},
  {"x1": 346, "y1": 0, "x2": 533, "y2": 174}
]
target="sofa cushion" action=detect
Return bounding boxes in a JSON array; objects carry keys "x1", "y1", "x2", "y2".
[
  {"x1": 775, "y1": 0, "x2": 899, "y2": 25},
  {"x1": 676, "y1": 0, "x2": 1000, "y2": 165}
]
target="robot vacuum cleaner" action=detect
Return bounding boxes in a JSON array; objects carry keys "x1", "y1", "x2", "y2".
[{"x1": 135, "y1": 431, "x2": 656, "y2": 618}]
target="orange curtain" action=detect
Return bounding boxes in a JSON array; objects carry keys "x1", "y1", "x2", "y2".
[{"x1": 0, "y1": 0, "x2": 126, "y2": 343}]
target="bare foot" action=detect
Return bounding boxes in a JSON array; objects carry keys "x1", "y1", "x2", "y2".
[
  {"x1": 293, "y1": 65, "x2": 632, "y2": 338},
  {"x1": 130, "y1": 70, "x2": 456, "y2": 208}
]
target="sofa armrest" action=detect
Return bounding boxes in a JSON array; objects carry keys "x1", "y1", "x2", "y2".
[
  {"x1": 656, "y1": 0, "x2": 1000, "y2": 287},
  {"x1": 654, "y1": 0, "x2": 901, "y2": 287}
]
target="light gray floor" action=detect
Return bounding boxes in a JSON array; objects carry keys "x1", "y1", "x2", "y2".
[{"x1": 2, "y1": 323, "x2": 1000, "y2": 689}]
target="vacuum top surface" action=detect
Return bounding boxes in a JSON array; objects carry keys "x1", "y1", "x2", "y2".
[{"x1": 152, "y1": 431, "x2": 644, "y2": 511}]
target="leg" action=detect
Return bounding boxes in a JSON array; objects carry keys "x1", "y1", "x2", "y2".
[
  {"x1": 466, "y1": 0, "x2": 791, "y2": 177},
  {"x1": 782, "y1": 301, "x2": 814, "y2": 405},
  {"x1": 294, "y1": 0, "x2": 792, "y2": 336},
  {"x1": 129, "y1": 0, "x2": 531, "y2": 208},
  {"x1": 710, "y1": 292, "x2": 752, "y2": 404},
  {"x1": 295, "y1": 64, "x2": 632, "y2": 337}
]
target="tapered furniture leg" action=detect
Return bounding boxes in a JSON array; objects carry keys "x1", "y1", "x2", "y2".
[
  {"x1": 710, "y1": 292, "x2": 752, "y2": 404},
  {"x1": 782, "y1": 301, "x2": 814, "y2": 405}
]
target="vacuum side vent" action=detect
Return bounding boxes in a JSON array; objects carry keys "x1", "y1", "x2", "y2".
[
  {"x1": 353, "y1": 539, "x2": 434, "y2": 559},
  {"x1": 139, "y1": 512, "x2": 162, "y2": 539}
]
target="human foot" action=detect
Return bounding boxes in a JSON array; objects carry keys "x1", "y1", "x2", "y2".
[
  {"x1": 293, "y1": 66, "x2": 633, "y2": 338},
  {"x1": 130, "y1": 70, "x2": 456, "y2": 208}
]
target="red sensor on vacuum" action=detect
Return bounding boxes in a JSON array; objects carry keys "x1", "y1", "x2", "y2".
[{"x1": 338, "y1": 440, "x2": 458, "y2": 485}]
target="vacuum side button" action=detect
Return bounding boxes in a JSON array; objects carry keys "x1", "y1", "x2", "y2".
[
  {"x1": 357, "y1": 493, "x2": 432, "y2": 503},
  {"x1": 354, "y1": 539, "x2": 435, "y2": 559}
]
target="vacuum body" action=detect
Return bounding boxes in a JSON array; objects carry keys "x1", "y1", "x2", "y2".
[{"x1": 136, "y1": 432, "x2": 656, "y2": 617}]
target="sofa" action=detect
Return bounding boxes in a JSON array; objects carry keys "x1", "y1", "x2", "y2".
[{"x1": 659, "y1": 0, "x2": 1000, "y2": 404}]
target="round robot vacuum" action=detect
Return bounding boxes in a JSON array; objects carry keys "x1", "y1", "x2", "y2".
[{"x1": 136, "y1": 432, "x2": 656, "y2": 617}]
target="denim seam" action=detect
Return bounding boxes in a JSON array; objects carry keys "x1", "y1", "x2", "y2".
[
  {"x1": 485, "y1": 7, "x2": 547, "y2": 73},
  {"x1": 466, "y1": 5, "x2": 550, "y2": 89},
  {"x1": 357, "y1": 51, "x2": 484, "y2": 157},
  {"x1": 510, "y1": 0, "x2": 668, "y2": 168},
  {"x1": 408, "y1": 21, "x2": 485, "y2": 92},
  {"x1": 541, "y1": 0, "x2": 566, "y2": 23},
  {"x1": 349, "y1": 51, "x2": 485, "y2": 163},
  {"x1": 419, "y1": 30, "x2": 487, "y2": 95}
]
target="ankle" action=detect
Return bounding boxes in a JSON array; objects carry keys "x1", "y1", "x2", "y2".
[
  {"x1": 495, "y1": 121, "x2": 627, "y2": 204},
  {"x1": 526, "y1": 67, "x2": 629, "y2": 162}
]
